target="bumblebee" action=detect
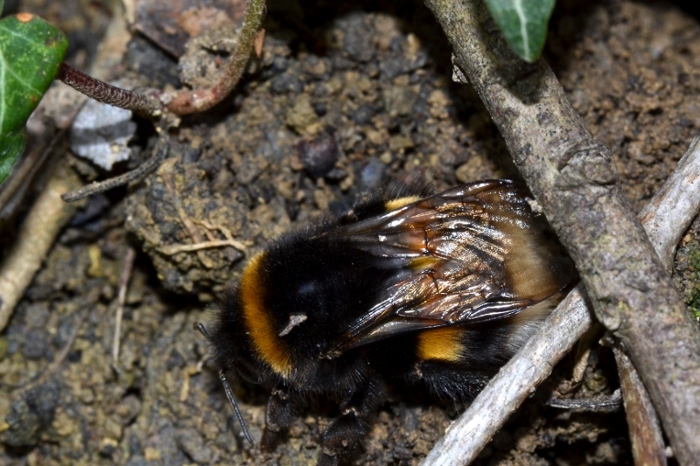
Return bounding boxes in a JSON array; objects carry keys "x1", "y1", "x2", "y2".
[{"x1": 204, "y1": 179, "x2": 575, "y2": 465}]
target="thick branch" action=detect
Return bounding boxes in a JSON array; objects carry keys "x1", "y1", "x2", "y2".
[
  {"x1": 0, "y1": 164, "x2": 81, "y2": 331},
  {"x1": 424, "y1": 0, "x2": 700, "y2": 464}
]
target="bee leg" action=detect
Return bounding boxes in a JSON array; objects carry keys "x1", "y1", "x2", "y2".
[
  {"x1": 261, "y1": 384, "x2": 295, "y2": 453},
  {"x1": 318, "y1": 377, "x2": 386, "y2": 466}
]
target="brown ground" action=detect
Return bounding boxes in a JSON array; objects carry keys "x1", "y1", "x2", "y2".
[{"x1": 1, "y1": 0, "x2": 698, "y2": 464}]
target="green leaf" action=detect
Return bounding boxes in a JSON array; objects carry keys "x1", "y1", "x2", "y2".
[
  {"x1": 0, "y1": 13, "x2": 68, "y2": 182},
  {"x1": 485, "y1": 0, "x2": 556, "y2": 62},
  {"x1": 0, "y1": 129, "x2": 24, "y2": 180}
]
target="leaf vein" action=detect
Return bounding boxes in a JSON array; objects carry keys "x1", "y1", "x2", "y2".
[
  {"x1": 3, "y1": 62, "x2": 43, "y2": 95},
  {"x1": 0, "y1": 44, "x2": 6, "y2": 129},
  {"x1": 0, "y1": 23, "x2": 39, "y2": 47},
  {"x1": 513, "y1": 0, "x2": 531, "y2": 59}
]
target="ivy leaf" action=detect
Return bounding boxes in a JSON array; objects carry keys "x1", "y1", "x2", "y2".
[
  {"x1": 485, "y1": 0, "x2": 556, "y2": 63},
  {"x1": 0, "y1": 12, "x2": 68, "y2": 182}
]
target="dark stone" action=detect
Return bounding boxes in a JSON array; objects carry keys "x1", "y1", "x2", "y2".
[
  {"x1": 271, "y1": 73, "x2": 303, "y2": 94},
  {"x1": 2, "y1": 379, "x2": 61, "y2": 448},
  {"x1": 298, "y1": 131, "x2": 341, "y2": 178},
  {"x1": 352, "y1": 104, "x2": 375, "y2": 125}
]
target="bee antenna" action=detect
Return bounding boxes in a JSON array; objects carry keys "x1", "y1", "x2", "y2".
[
  {"x1": 219, "y1": 369, "x2": 255, "y2": 446},
  {"x1": 194, "y1": 322, "x2": 255, "y2": 446}
]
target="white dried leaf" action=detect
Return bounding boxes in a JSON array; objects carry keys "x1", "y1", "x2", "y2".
[{"x1": 70, "y1": 97, "x2": 136, "y2": 171}]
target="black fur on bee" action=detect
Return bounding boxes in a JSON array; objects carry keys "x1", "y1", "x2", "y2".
[{"x1": 203, "y1": 179, "x2": 575, "y2": 465}]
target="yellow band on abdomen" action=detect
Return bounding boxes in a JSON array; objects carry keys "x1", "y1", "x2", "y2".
[{"x1": 417, "y1": 327, "x2": 463, "y2": 362}]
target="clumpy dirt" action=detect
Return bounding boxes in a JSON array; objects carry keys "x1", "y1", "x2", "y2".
[
  {"x1": 1, "y1": 0, "x2": 698, "y2": 465},
  {"x1": 551, "y1": 0, "x2": 700, "y2": 210}
]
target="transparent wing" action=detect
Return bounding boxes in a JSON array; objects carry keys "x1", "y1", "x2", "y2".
[{"x1": 319, "y1": 180, "x2": 574, "y2": 357}]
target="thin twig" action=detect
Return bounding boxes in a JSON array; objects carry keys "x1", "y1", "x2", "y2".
[
  {"x1": 113, "y1": 247, "x2": 136, "y2": 363},
  {"x1": 421, "y1": 137, "x2": 700, "y2": 465},
  {"x1": 164, "y1": 0, "x2": 266, "y2": 115},
  {"x1": 159, "y1": 219, "x2": 249, "y2": 255},
  {"x1": 0, "y1": 129, "x2": 66, "y2": 220},
  {"x1": 61, "y1": 132, "x2": 169, "y2": 202},
  {"x1": 58, "y1": 63, "x2": 162, "y2": 117},
  {"x1": 547, "y1": 388, "x2": 621, "y2": 412},
  {"x1": 613, "y1": 346, "x2": 667, "y2": 466},
  {"x1": 160, "y1": 239, "x2": 247, "y2": 255},
  {"x1": 59, "y1": 0, "x2": 265, "y2": 117},
  {"x1": 639, "y1": 137, "x2": 700, "y2": 272}
]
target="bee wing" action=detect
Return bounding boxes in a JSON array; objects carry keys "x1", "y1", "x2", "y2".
[{"x1": 322, "y1": 180, "x2": 574, "y2": 356}]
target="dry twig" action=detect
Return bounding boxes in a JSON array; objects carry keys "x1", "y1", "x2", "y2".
[
  {"x1": 159, "y1": 220, "x2": 248, "y2": 256},
  {"x1": 639, "y1": 137, "x2": 700, "y2": 271},
  {"x1": 61, "y1": 132, "x2": 170, "y2": 202},
  {"x1": 613, "y1": 345, "x2": 667, "y2": 466},
  {"x1": 0, "y1": 165, "x2": 82, "y2": 331},
  {"x1": 113, "y1": 247, "x2": 137, "y2": 363},
  {"x1": 160, "y1": 239, "x2": 247, "y2": 256}
]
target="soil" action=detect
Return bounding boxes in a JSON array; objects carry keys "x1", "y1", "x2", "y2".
[{"x1": 1, "y1": 0, "x2": 699, "y2": 465}]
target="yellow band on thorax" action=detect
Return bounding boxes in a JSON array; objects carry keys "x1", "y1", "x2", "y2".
[{"x1": 240, "y1": 252, "x2": 292, "y2": 378}]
